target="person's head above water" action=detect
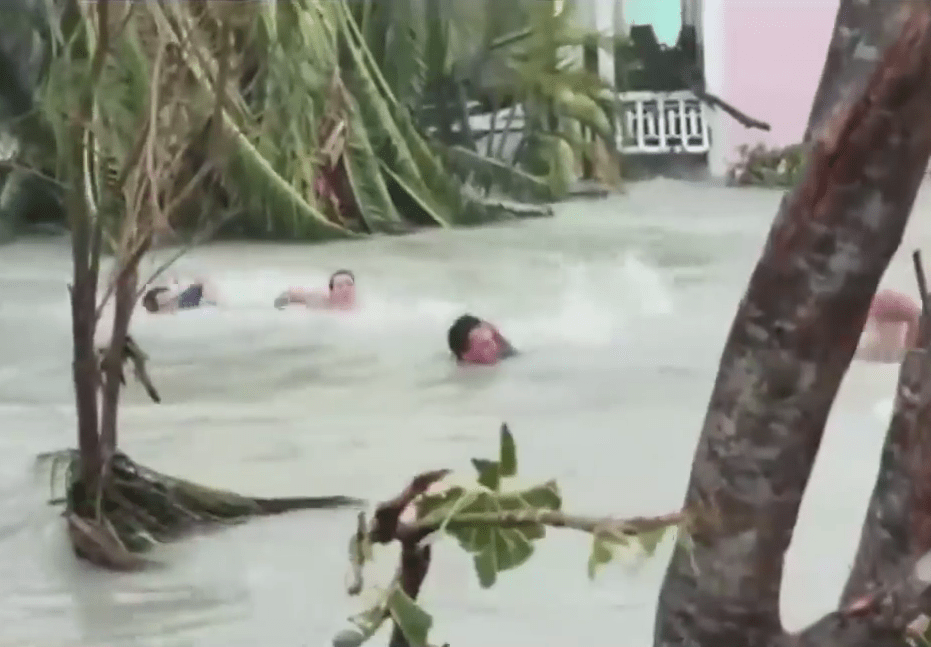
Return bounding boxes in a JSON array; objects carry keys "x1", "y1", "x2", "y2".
[
  {"x1": 447, "y1": 314, "x2": 516, "y2": 365},
  {"x1": 328, "y1": 269, "x2": 356, "y2": 308}
]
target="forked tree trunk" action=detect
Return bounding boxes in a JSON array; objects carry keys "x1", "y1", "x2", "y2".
[{"x1": 653, "y1": 2, "x2": 931, "y2": 647}]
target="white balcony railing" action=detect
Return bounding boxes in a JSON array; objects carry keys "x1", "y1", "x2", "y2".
[
  {"x1": 461, "y1": 89, "x2": 711, "y2": 156},
  {"x1": 618, "y1": 90, "x2": 710, "y2": 154}
]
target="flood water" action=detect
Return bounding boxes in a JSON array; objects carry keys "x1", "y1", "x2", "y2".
[{"x1": 0, "y1": 178, "x2": 921, "y2": 646}]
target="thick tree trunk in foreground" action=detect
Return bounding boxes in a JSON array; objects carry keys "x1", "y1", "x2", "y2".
[
  {"x1": 840, "y1": 254, "x2": 931, "y2": 611},
  {"x1": 804, "y1": 0, "x2": 910, "y2": 143},
  {"x1": 653, "y1": 3, "x2": 931, "y2": 647}
]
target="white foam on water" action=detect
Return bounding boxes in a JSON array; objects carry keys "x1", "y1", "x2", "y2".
[{"x1": 9, "y1": 248, "x2": 680, "y2": 379}]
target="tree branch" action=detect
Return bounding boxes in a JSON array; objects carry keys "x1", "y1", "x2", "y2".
[
  {"x1": 683, "y1": 73, "x2": 770, "y2": 132},
  {"x1": 353, "y1": 470, "x2": 681, "y2": 647}
]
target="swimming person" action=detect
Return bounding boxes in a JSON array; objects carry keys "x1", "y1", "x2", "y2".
[
  {"x1": 855, "y1": 288, "x2": 921, "y2": 363},
  {"x1": 447, "y1": 314, "x2": 517, "y2": 365},
  {"x1": 141, "y1": 277, "x2": 219, "y2": 314},
  {"x1": 274, "y1": 269, "x2": 356, "y2": 310}
]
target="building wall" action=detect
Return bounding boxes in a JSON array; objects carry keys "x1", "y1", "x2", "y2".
[{"x1": 712, "y1": 0, "x2": 839, "y2": 171}]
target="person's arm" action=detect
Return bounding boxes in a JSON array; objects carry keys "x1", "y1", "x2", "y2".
[
  {"x1": 274, "y1": 287, "x2": 327, "y2": 309},
  {"x1": 275, "y1": 288, "x2": 305, "y2": 308}
]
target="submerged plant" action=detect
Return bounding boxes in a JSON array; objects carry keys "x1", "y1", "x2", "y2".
[{"x1": 726, "y1": 142, "x2": 807, "y2": 189}]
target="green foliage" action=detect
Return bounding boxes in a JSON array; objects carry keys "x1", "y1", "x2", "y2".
[
  {"x1": 727, "y1": 142, "x2": 807, "y2": 189},
  {"x1": 336, "y1": 424, "x2": 682, "y2": 647},
  {"x1": 7, "y1": 0, "x2": 554, "y2": 243},
  {"x1": 587, "y1": 518, "x2": 669, "y2": 580},
  {"x1": 334, "y1": 585, "x2": 433, "y2": 647},
  {"x1": 416, "y1": 425, "x2": 560, "y2": 588}
]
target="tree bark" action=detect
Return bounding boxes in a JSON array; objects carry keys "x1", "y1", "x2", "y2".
[
  {"x1": 652, "y1": 3, "x2": 931, "y2": 647},
  {"x1": 839, "y1": 253, "x2": 931, "y2": 609},
  {"x1": 804, "y1": 0, "x2": 910, "y2": 143},
  {"x1": 98, "y1": 260, "x2": 138, "y2": 457}
]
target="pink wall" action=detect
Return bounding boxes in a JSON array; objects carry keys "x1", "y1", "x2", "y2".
[{"x1": 720, "y1": 1, "x2": 839, "y2": 158}]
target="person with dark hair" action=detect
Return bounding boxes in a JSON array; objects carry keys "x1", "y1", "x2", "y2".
[
  {"x1": 274, "y1": 269, "x2": 356, "y2": 310},
  {"x1": 141, "y1": 276, "x2": 219, "y2": 314},
  {"x1": 856, "y1": 288, "x2": 922, "y2": 363},
  {"x1": 447, "y1": 313, "x2": 517, "y2": 365}
]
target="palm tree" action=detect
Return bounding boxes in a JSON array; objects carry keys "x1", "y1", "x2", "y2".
[
  {"x1": 351, "y1": 0, "x2": 626, "y2": 200},
  {"x1": 1, "y1": 0, "x2": 554, "y2": 246},
  {"x1": 27, "y1": 0, "x2": 374, "y2": 570}
]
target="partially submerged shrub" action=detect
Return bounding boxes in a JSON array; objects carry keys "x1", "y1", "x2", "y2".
[{"x1": 727, "y1": 142, "x2": 806, "y2": 188}]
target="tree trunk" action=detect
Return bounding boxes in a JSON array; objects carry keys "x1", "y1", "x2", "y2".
[
  {"x1": 67, "y1": 135, "x2": 101, "y2": 489},
  {"x1": 840, "y1": 253, "x2": 931, "y2": 611},
  {"x1": 804, "y1": 0, "x2": 910, "y2": 143},
  {"x1": 98, "y1": 259, "x2": 139, "y2": 457},
  {"x1": 653, "y1": 3, "x2": 931, "y2": 647}
]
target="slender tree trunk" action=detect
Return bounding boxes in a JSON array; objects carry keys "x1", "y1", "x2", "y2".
[
  {"x1": 68, "y1": 0, "x2": 109, "y2": 492},
  {"x1": 98, "y1": 259, "x2": 138, "y2": 456},
  {"x1": 653, "y1": 3, "x2": 931, "y2": 647},
  {"x1": 68, "y1": 166, "x2": 101, "y2": 487}
]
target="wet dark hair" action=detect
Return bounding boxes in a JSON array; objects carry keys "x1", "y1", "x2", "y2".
[
  {"x1": 141, "y1": 287, "x2": 169, "y2": 313},
  {"x1": 328, "y1": 269, "x2": 355, "y2": 290},
  {"x1": 448, "y1": 314, "x2": 482, "y2": 360}
]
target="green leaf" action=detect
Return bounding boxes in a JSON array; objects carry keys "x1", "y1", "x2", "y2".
[
  {"x1": 499, "y1": 423, "x2": 517, "y2": 477},
  {"x1": 586, "y1": 522, "x2": 677, "y2": 580},
  {"x1": 416, "y1": 480, "x2": 562, "y2": 588},
  {"x1": 637, "y1": 526, "x2": 668, "y2": 556},
  {"x1": 469, "y1": 423, "x2": 520, "y2": 490},
  {"x1": 386, "y1": 586, "x2": 433, "y2": 647},
  {"x1": 587, "y1": 533, "x2": 618, "y2": 580},
  {"x1": 471, "y1": 459, "x2": 500, "y2": 491}
]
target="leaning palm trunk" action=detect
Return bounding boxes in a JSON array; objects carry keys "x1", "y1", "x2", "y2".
[{"x1": 41, "y1": 1, "x2": 361, "y2": 571}]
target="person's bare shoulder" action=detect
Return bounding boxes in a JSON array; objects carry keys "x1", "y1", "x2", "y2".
[{"x1": 870, "y1": 289, "x2": 920, "y2": 320}]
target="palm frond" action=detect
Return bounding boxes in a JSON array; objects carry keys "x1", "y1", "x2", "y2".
[
  {"x1": 438, "y1": 144, "x2": 554, "y2": 203},
  {"x1": 382, "y1": 0, "x2": 427, "y2": 111},
  {"x1": 343, "y1": 93, "x2": 406, "y2": 233}
]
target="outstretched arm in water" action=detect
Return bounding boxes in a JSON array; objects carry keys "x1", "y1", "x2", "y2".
[{"x1": 274, "y1": 288, "x2": 327, "y2": 309}]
